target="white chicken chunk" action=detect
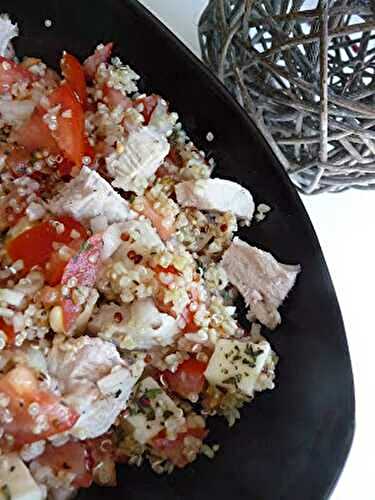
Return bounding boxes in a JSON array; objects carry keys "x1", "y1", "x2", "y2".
[
  {"x1": 89, "y1": 298, "x2": 179, "y2": 350},
  {"x1": 175, "y1": 178, "x2": 255, "y2": 219},
  {"x1": 49, "y1": 166, "x2": 134, "y2": 225},
  {"x1": 0, "y1": 454, "x2": 43, "y2": 500},
  {"x1": 0, "y1": 14, "x2": 18, "y2": 57},
  {"x1": 204, "y1": 338, "x2": 271, "y2": 396},
  {"x1": 126, "y1": 377, "x2": 185, "y2": 444},
  {"x1": 47, "y1": 336, "x2": 144, "y2": 439},
  {"x1": 106, "y1": 126, "x2": 169, "y2": 194},
  {"x1": 222, "y1": 237, "x2": 300, "y2": 329}
]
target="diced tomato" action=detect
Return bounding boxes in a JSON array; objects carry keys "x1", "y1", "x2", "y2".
[
  {"x1": 163, "y1": 358, "x2": 207, "y2": 399},
  {"x1": 36, "y1": 442, "x2": 92, "y2": 488},
  {"x1": 48, "y1": 83, "x2": 85, "y2": 166},
  {"x1": 0, "y1": 366, "x2": 78, "y2": 449},
  {"x1": 136, "y1": 197, "x2": 175, "y2": 241},
  {"x1": 0, "y1": 318, "x2": 15, "y2": 345},
  {"x1": 152, "y1": 427, "x2": 207, "y2": 468},
  {"x1": 6, "y1": 216, "x2": 87, "y2": 273},
  {"x1": 15, "y1": 106, "x2": 59, "y2": 154},
  {"x1": 0, "y1": 56, "x2": 37, "y2": 94},
  {"x1": 61, "y1": 234, "x2": 103, "y2": 288},
  {"x1": 45, "y1": 252, "x2": 68, "y2": 286},
  {"x1": 83, "y1": 42, "x2": 113, "y2": 80},
  {"x1": 135, "y1": 94, "x2": 159, "y2": 124},
  {"x1": 181, "y1": 307, "x2": 200, "y2": 334},
  {"x1": 103, "y1": 84, "x2": 132, "y2": 110},
  {"x1": 61, "y1": 234, "x2": 103, "y2": 332},
  {"x1": 61, "y1": 52, "x2": 87, "y2": 107}
]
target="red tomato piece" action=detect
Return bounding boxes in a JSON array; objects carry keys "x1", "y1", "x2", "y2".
[
  {"x1": 0, "y1": 366, "x2": 78, "y2": 449},
  {"x1": 61, "y1": 297, "x2": 81, "y2": 333},
  {"x1": 163, "y1": 358, "x2": 207, "y2": 399},
  {"x1": 0, "y1": 318, "x2": 15, "y2": 345},
  {"x1": 103, "y1": 85, "x2": 132, "y2": 110},
  {"x1": 15, "y1": 106, "x2": 60, "y2": 154},
  {"x1": 83, "y1": 42, "x2": 113, "y2": 80},
  {"x1": 61, "y1": 52, "x2": 87, "y2": 107},
  {"x1": 6, "y1": 216, "x2": 87, "y2": 273},
  {"x1": 181, "y1": 307, "x2": 200, "y2": 334},
  {"x1": 36, "y1": 442, "x2": 92, "y2": 488},
  {"x1": 48, "y1": 83, "x2": 85, "y2": 166},
  {"x1": 61, "y1": 234, "x2": 103, "y2": 288},
  {"x1": 136, "y1": 94, "x2": 159, "y2": 124},
  {"x1": 0, "y1": 56, "x2": 37, "y2": 94},
  {"x1": 61, "y1": 234, "x2": 103, "y2": 332},
  {"x1": 45, "y1": 252, "x2": 69, "y2": 287},
  {"x1": 152, "y1": 427, "x2": 207, "y2": 468}
]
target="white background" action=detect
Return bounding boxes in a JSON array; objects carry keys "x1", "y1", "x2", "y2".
[{"x1": 139, "y1": 1, "x2": 375, "y2": 499}]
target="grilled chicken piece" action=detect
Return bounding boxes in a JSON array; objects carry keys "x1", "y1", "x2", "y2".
[
  {"x1": 49, "y1": 166, "x2": 134, "y2": 225},
  {"x1": 175, "y1": 178, "x2": 254, "y2": 220},
  {"x1": 106, "y1": 126, "x2": 169, "y2": 194},
  {"x1": 47, "y1": 336, "x2": 143, "y2": 439},
  {"x1": 222, "y1": 237, "x2": 300, "y2": 329}
]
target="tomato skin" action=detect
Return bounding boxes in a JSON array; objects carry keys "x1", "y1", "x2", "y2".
[
  {"x1": 36, "y1": 442, "x2": 93, "y2": 488},
  {"x1": 0, "y1": 318, "x2": 15, "y2": 345},
  {"x1": 60, "y1": 234, "x2": 103, "y2": 332},
  {"x1": 83, "y1": 42, "x2": 113, "y2": 80},
  {"x1": 152, "y1": 427, "x2": 207, "y2": 468},
  {"x1": 15, "y1": 106, "x2": 59, "y2": 154},
  {"x1": 45, "y1": 252, "x2": 69, "y2": 286},
  {"x1": 61, "y1": 52, "x2": 87, "y2": 107},
  {"x1": 61, "y1": 234, "x2": 103, "y2": 288},
  {"x1": 0, "y1": 56, "x2": 36, "y2": 94},
  {"x1": 48, "y1": 83, "x2": 85, "y2": 166},
  {"x1": 6, "y1": 216, "x2": 87, "y2": 274},
  {"x1": 163, "y1": 358, "x2": 207, "y2": 399},
  {"x1": 0, "y1": 366, "x2": 78, "y2": 449}
]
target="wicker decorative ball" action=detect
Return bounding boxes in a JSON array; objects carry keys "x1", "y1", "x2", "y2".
[{"x1": 199, "y1": 0, "x2": 375, "y2": 194}]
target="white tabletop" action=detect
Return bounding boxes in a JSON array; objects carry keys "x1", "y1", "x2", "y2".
[{"x1": 139, "y1": 1, "x2": 374, "y2": 498}]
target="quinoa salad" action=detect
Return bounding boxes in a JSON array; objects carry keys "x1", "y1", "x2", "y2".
[{"x1": 0, "y1": 15, "x2": 300, "y2": 500}]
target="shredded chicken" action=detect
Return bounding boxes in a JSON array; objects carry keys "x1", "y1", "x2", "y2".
[
  {"x1": 222, "y1": 237, "x2": 300, "y2": 329},
  {"x1": 49, "y1": 166, "x2": 135, "y2": 225},
  {"x1": 47, "y1": 336, "x2": 144, "y2": 439},
  {"x1": 106, "y1": 126, "x2": 169, "y2": 194}
]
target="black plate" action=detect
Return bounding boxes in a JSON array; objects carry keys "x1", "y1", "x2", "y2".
[{"x1": 2, "y1": 1, "x2": 355, "y2": 499}]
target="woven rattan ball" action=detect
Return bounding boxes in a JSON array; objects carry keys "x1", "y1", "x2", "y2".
[{"x1": 199, "y1": 0, "x2": 375, "y2": 194}]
